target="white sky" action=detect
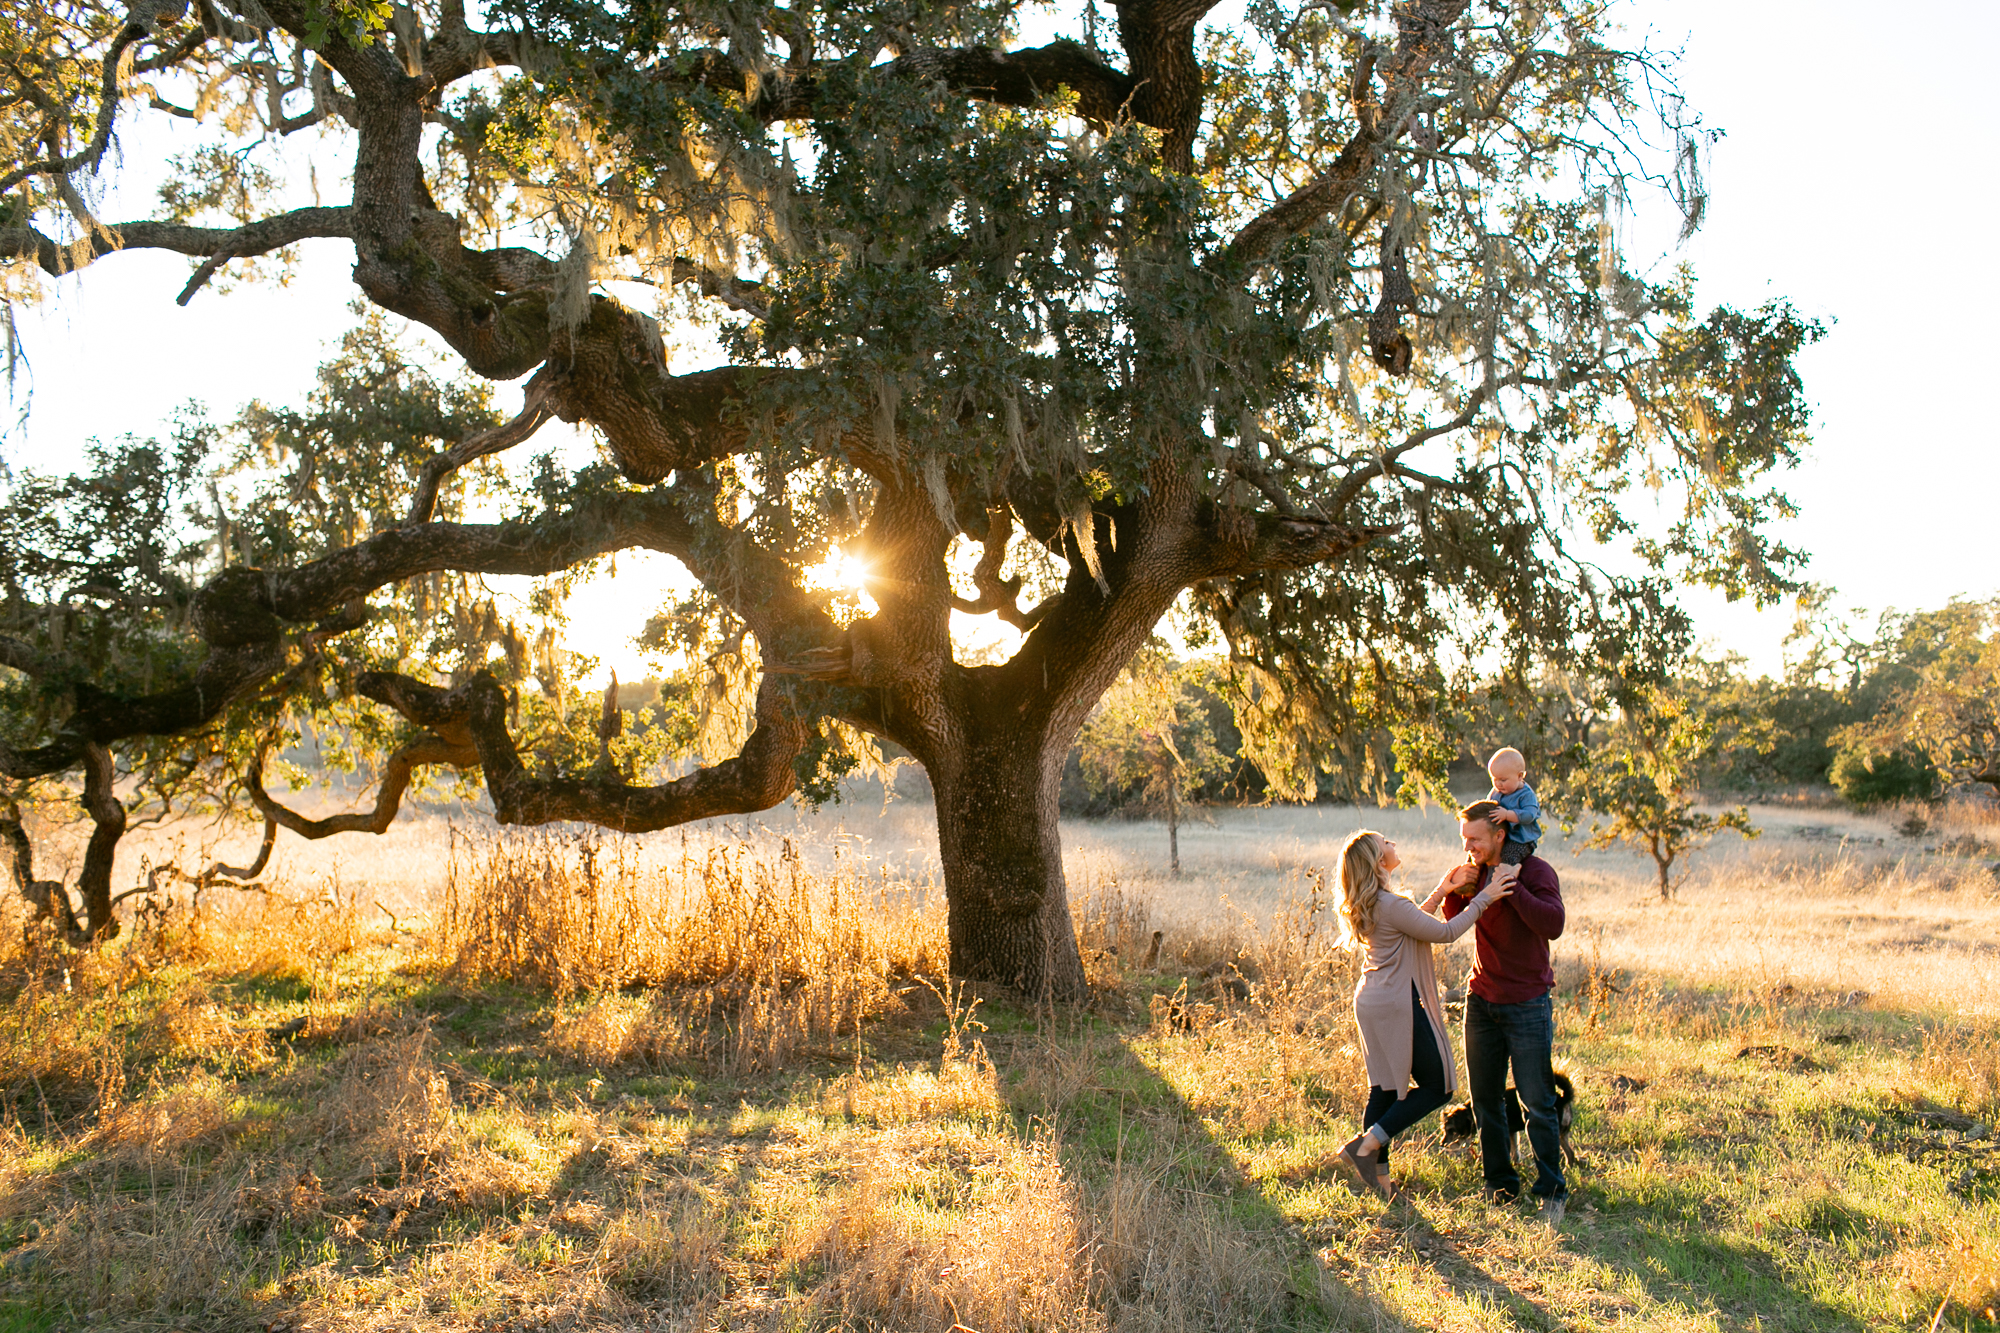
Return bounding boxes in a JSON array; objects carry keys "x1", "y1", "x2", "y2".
[{"x1": 7, "y1": 0, "x2": 1995, "y2": 682}]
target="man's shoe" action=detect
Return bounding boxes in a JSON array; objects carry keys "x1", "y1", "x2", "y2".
[
  {"x1": 1538, "y1": 1196, "x2": 1566, "y2": 1228},
  {"x1": 1483, "y1": 1186, "x2": 1520, "y2": 1206}
]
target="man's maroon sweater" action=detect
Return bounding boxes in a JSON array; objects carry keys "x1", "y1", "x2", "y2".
[{"x1": 1441, "y1": 855, "x2": 1566, "y2": 1004}]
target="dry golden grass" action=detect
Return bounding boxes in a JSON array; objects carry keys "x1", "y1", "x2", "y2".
[{"x1": 0, "y1": 794, "x2": 1992, "y2": 1331}]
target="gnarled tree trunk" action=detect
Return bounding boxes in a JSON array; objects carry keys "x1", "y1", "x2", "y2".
[
  {"x1": 928, "y1": 732, "x2": 1086, "y2": 1001},
  {"x1": 76, "y1": 742, "x2": 126, "y2": 939}
]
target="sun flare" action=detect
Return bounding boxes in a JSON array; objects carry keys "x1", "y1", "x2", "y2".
[{"x1": 804, "y1": 545, "x2": 879, "y2": 620}]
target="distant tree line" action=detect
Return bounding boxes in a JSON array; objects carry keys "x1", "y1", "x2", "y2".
[{"x1": 1063, "y1": 598, "x2": 1999, "y2": 815}]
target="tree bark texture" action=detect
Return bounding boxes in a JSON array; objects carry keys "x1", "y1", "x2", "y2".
[
  {"x1": 929, "y1": 739, "x2": 1086, "y2": 1000},
  {"x1": 77, "y1": 743, "x2": 126, "y2": 940}
]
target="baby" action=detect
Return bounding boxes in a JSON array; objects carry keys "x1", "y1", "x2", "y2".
[{"x1": 1486, "y1": 747, "x2": 1542, "y2": 865}]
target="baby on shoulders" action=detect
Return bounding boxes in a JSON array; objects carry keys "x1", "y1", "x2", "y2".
[{"x1": 1486, "y1": 747, "x2": 1542, "y2": 865}]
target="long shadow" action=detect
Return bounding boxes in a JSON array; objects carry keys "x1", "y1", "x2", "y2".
[
  {"x1": 658, "y1": 967, "x2": 1909, "y2": 1332},
  {"x1": 1378, "y1": 957, "x2": 1951, "y2": 1333},
  {"x1": 232, "y1": 955, "x2": 1975, "y2": 1332}
]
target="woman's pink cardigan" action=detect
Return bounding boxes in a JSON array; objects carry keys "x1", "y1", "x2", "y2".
[{"x1": 1352, "y1": 881, "x2": 1498, "y2": 1098}]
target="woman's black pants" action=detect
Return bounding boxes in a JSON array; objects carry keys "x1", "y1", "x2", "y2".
[{"x1": 1361, "y1": 983, "x2": 1451, "y2": 1164}]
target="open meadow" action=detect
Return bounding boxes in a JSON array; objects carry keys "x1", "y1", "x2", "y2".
[{"x1": 0, "y1": 793, "x2": 1996, "y2": 1332}]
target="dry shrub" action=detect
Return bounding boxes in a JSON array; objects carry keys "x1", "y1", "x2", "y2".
[
  {"x1": 317, "y1": 1024, "x2": 453, "y2": 1178},
  {"x1": 26, "y1": 1172, "x2": 263, "y2": 1323},
  {"x1": 88, "y1": 1079, "x2": 234, "y2": 1164},
  {"x1": 448, "y1": 833, "x2": 946, "y2": 1072},
  {"x1": 595, "y1": 1182, "x2": 729, "y2": 1301},
  {"x1": 1073, "y1": 870, "x2": 1156, "y2": 962},
  {"x1": 1133, "y1": 874, "x2": 1365, "y2": 1137},
  {"x1": 1919, "y1": 1019, "x2": 2000, "y2": 1118},
  {"x1": 0, "y1": 959, "x2": 255, "y2": 1125},
  {"x1": 1889, "y1": 1230, "x2": 2000, "y2": 1326},
  {"x1": 547, "y1": 992, "x2": 662, "y2": 1067},
  {"x1": 792, "y1": 1126, "x2": 1097, "y2": 1333},
  {"x1": 1084, "y1": 1146, "x2": 1309, "y2": 1333},
  {"x1": 822, "y1": 1052, "x2": 1005, "y2": 1124}
]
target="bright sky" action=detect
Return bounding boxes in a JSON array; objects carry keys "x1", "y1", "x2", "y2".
[{"x1": 8, "y1": 0, "x2": 1996, "y2": 683}]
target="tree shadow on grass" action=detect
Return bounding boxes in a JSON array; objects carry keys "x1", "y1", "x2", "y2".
[{"x1": 228, "y1": 960, "x2": 1968, "y2": 1333}]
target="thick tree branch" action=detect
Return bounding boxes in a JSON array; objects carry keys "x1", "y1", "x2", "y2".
[
  {"x1": 2, "y1": 481, "x2": 844, "y2": 781},
  {"x1": 355, "y1": 670, "x2": 811, "y2": 833},
  {"x1": 76, "y1": 741, "x2": 126, "y2": 939},
  {"x1": 0, "y1": 207, "x2": 353, "y2": 288},
  {"x1": 1, "y1": 801, "x2": 80, "y2": 935},
  {"x1": 405, "y1": 380, "x2": 556, "y2": 525},
  {"x1": 0, "y1": 14, "x2": 149, "y2": 196},
  {"x1": 888, "y1": 41, "x2": 1137, "y2": 128},
  {"x1": 1114, "y1": 0, "x2": 1223, "y2": 173},
  {"x1": 949, "y1": 505, "x2": 1042, "y2": 631}
]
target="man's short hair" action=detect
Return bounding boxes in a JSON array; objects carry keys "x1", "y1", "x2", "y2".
[{"x1": 1459, "y1": 799, "x2": 1505, "y2": 826}]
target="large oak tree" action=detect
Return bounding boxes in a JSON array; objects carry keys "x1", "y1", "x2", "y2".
[{"x1": 1, "y1": 0, "x2": 1816, "y2": 994}]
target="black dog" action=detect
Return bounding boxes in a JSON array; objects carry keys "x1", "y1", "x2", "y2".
[{"x1": 1443, "y1": 1070, "x2": 1580, "y2": 1168}]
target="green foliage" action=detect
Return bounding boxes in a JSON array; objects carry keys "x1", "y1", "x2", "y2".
[
  {"x1": 1829, "y1": 598, "x2": 2000, "y2": 802},
  {"x1": 1827, "y1": 747, "x2": 1939, "y2": 807},
  {"x1": 1562, "y1": 684, "x2": 1758, "y2": 900},
  {"x1": 1074, "y1": 650, "x2": 1234, "y2": 818},
  {"x1": 0, "y1": 418, "x2": 252, "y2": 823},
  {"x1": 299, "y1": 0, "x2": 392, "y2": 51}
]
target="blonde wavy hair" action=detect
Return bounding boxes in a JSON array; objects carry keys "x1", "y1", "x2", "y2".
[{"x1": 1337, "y1": 830, "x2": 1390, "y2": 949}]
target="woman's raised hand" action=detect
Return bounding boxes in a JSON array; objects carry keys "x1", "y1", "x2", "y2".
[{"x1": 1481, "y1": 865, "x2": 1518, "y2": 900}]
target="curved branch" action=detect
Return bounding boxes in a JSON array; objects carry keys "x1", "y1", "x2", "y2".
[
  {"x1": 949, "y1": 505, "x2": 1040, "y2": 631},
  {"x1": 0, "y1": 642, "x2": 286, "y2": 781},
  {"x1": 133, "y1": 24, "x2": 209, "y2": 74},
  {"x1": 0, "y1": 20, "x2": 145, "y2": 196},
  {"x1": 0, "y1": 206, "x2": 353, "y2": 285},
  {"x1": 405, "y1": 381, "x2": 556, "y2": 524},
  {"x1": 356, "y1": 670, "x2": 810, "y2": 833},
  {"x1": 246, "y1": 735, "x2": 476, "y2": 838},
  {"x1": 1219, "y1": 0, "x2": 1467, "y2": 270},
  {"x1": 1325, "y1": 389, "x2": 1488, "y2": 516},
  {"x1": 1, "y1": 481, "x2": 835, "y2": 783},
  {"x1": 115, "y1": 814, "x2": 279, "y2": 906},
  {"x1": 1, "y1": 801, "x2": 80, "y2": 935}
]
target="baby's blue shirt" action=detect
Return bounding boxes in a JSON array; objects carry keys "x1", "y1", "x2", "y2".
[{"x1": 1491, "y1": 783, "x2": 1542, "y2": 843}]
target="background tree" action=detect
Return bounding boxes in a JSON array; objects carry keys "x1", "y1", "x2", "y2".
[
  {"x1": 0, "y1": 424, "x2": 272, "y2": 939},
  {"x1": 1, "y1": 0, "x2": 1818, "y2": 996},
  {"x1": 1076, "y1": 648, "x2": 1232, "y2": 875},
  {"x1": 1830, "y1": 599, "x2": 2000, "y2": 802},
  {"x1": 1562, "y1": 683, "x2": 1759, "y2": 901}
]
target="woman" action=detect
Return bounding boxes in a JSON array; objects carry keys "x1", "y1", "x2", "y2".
[{"x1": 1335, "y1": 829, "x2": 1514, "y2": 1200}]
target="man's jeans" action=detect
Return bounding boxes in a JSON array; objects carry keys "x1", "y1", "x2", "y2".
[{"x1": 1465, "y1": 990, "x2": 1566, "y2": 1201}]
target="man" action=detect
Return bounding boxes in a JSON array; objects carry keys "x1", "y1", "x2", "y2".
[{"x1": 1444, "y1": 799, "x2": 1568, "y2": 1224}]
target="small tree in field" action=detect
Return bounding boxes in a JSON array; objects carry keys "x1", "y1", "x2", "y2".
[
  {"x1": 1078, "y1": 651, "x2": 1230, "y2": 875},
  {"x1": 1567, "y1": 687, "x2": 1757, "y2": 901}
]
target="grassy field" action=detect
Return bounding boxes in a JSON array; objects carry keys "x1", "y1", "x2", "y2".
[{"x1": 0, "y1": 794, "x2": 1996, "y2": 1331}]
